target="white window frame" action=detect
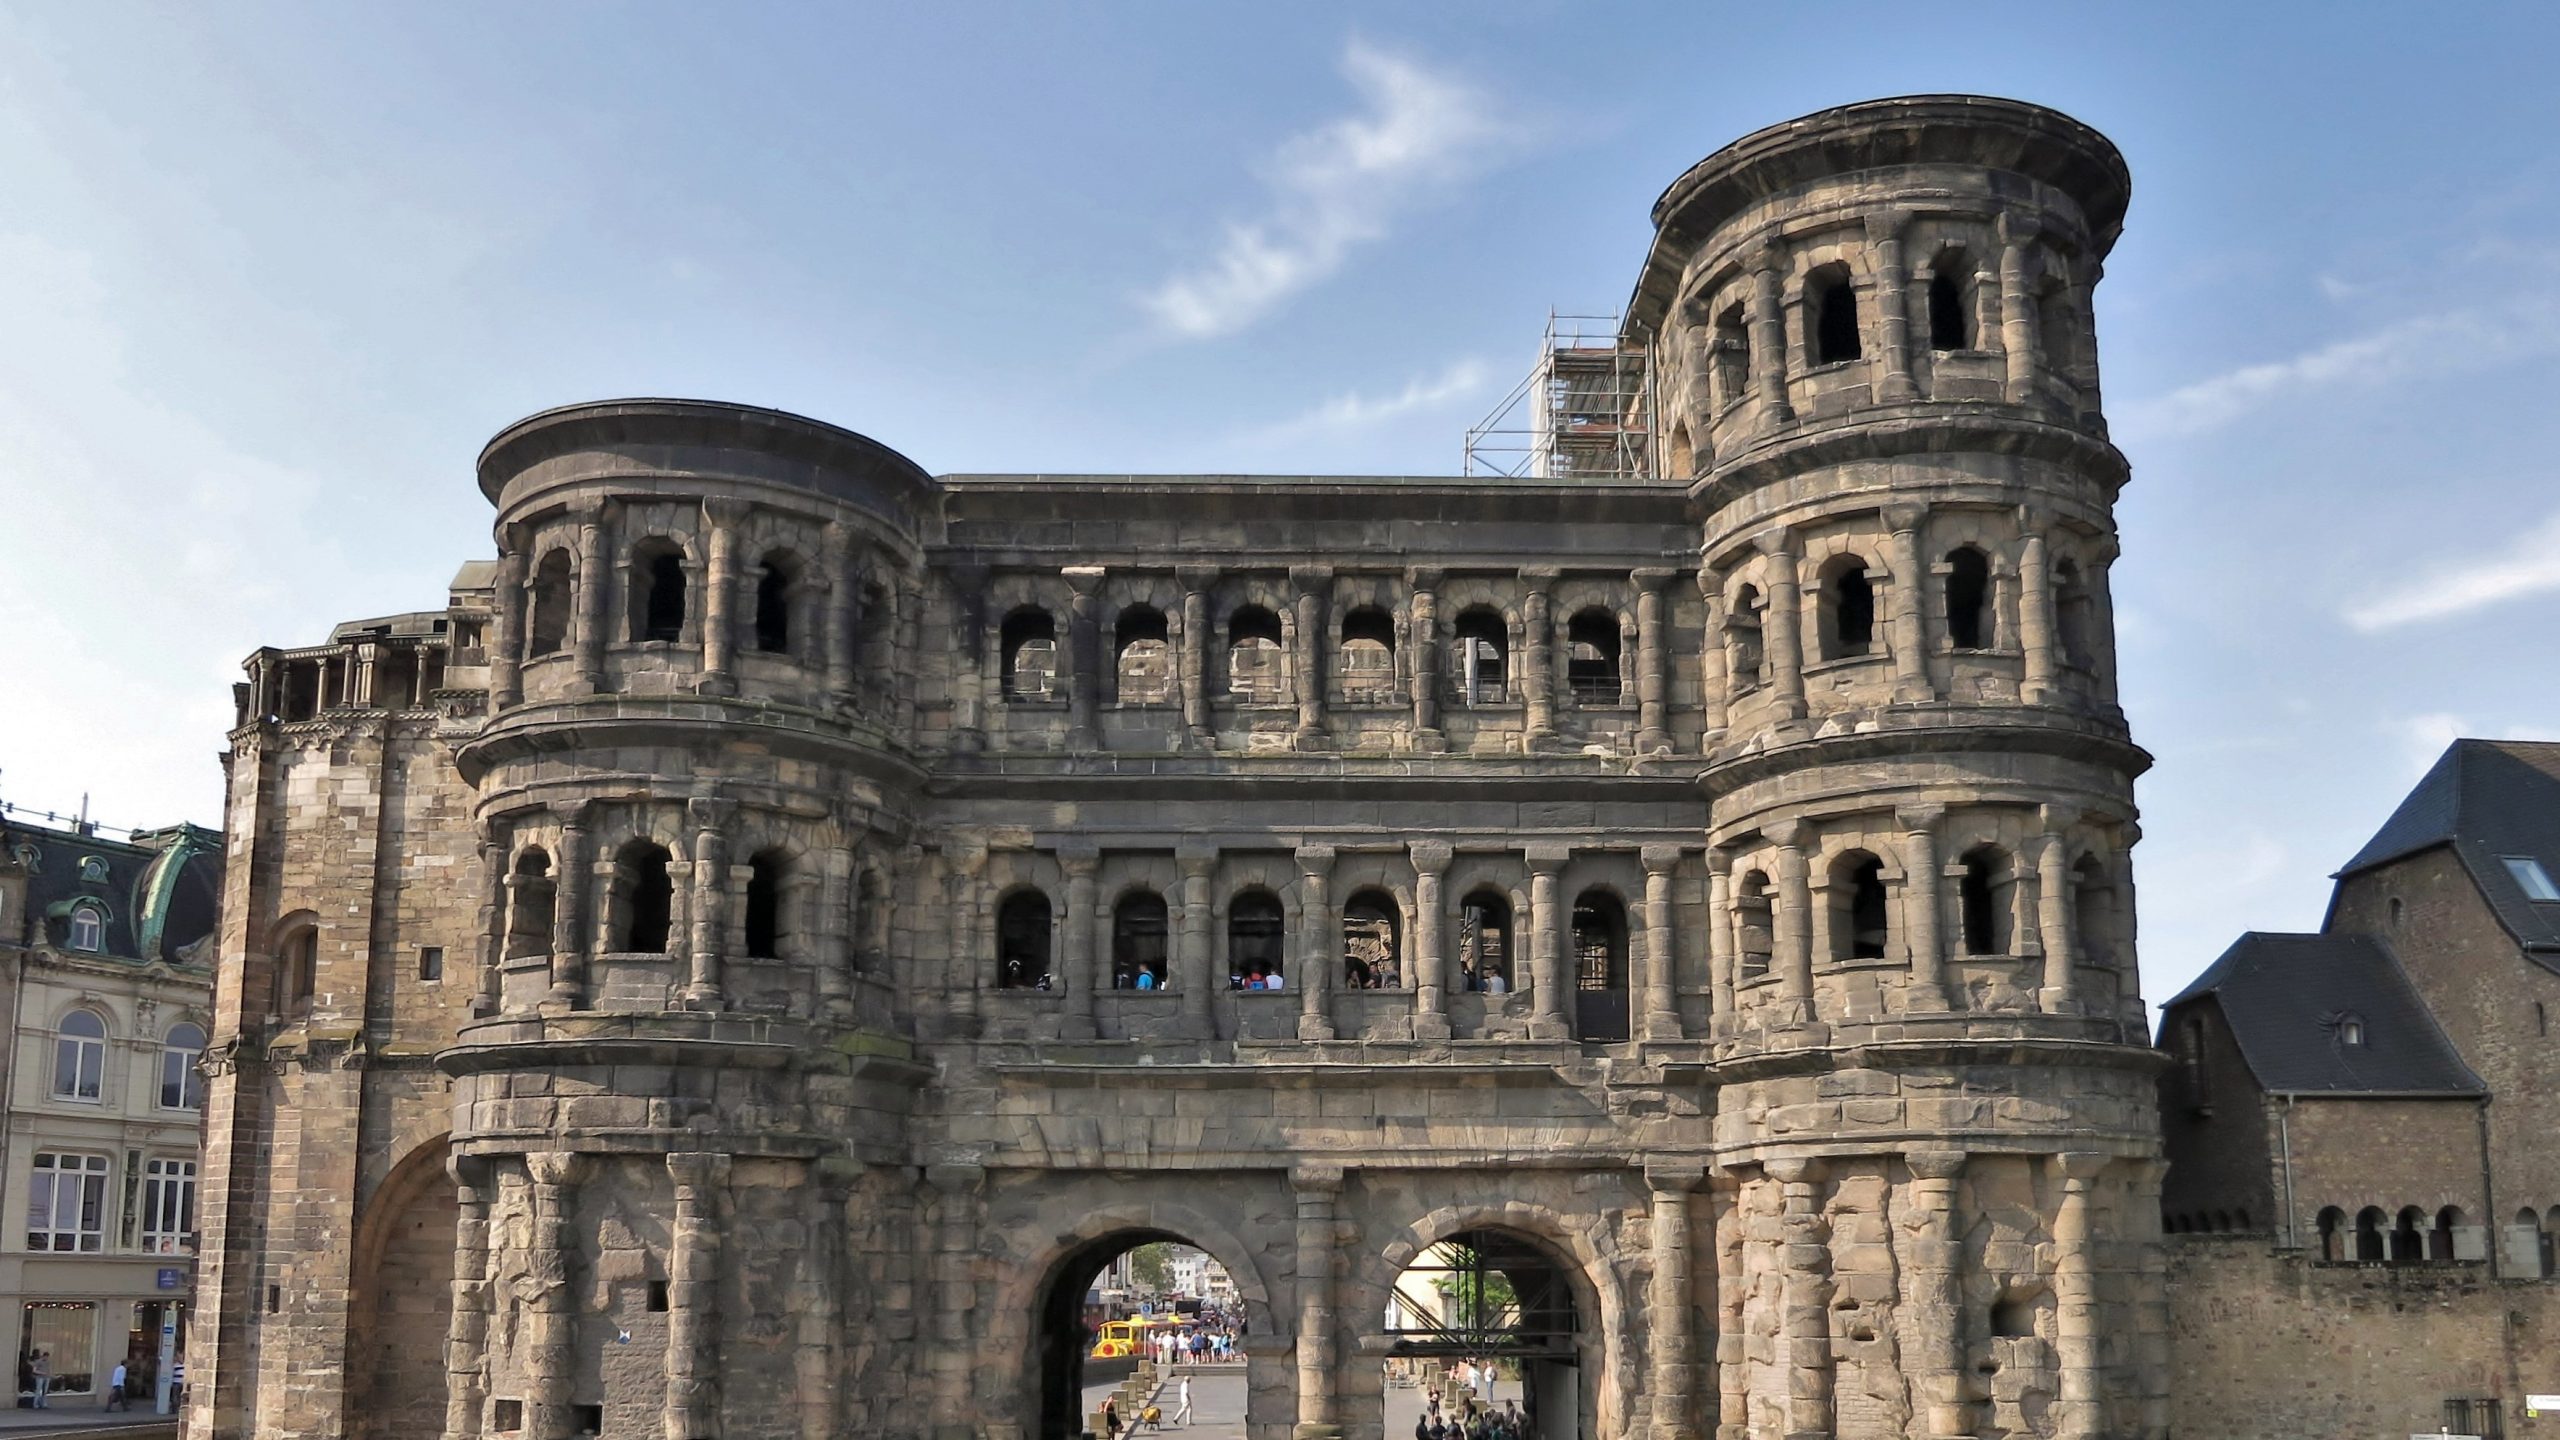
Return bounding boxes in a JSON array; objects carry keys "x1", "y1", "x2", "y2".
[
  {"x1": 2504, "y1": 855, "x2": 2560, "y2": 903},
  {"x1": 139, "y1": 1157, "x2": 197, "y2": 1255},
  {"x1": 159, "y1": 1024, "x2": 206, "y2": 1111},
  {"x1": 27, "y1": 1152, "x2": 110, "y2": 1253},
  {"x1": 67, "y1": 906, "x2": 104, "y2": 952},
  {"x1": 51, "y1": 1011, "x2": 107, "y2": 1102}
]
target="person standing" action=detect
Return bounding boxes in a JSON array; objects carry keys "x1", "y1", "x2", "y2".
[
  {"x1": 1173, "y1": 1375, "x2": 1192, "y2": 1427},
  {"x1": 31, "y1": 1349, "x2": 50, "y2": 1408},
  {"x1": 106, "y1": 1358, "x2": 129, "y2": 1411}
]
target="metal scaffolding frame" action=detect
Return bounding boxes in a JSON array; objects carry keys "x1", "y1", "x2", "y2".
[
  {"x1": 1463, "y1": 311, "x2": 1652, "y2": 480},
  {"x1": 1384, "y1": 1230, "x2": 1580, "y2": 1357}
]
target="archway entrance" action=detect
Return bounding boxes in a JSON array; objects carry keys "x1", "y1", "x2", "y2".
[
  {"x1": 1037, "y1": 1231, "x2": 1245, "y2": 1440},
  {"x1": 1382, "y1": 1229, "x2": 1582, "y2": 1440}
]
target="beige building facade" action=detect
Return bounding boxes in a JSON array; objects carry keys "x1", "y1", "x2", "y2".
[
  {"x1": 189, "y1": 95, "x2": 2170, "y2": 1440},
  {"x1": 0, "y1": 813, "x2": 219, "y2": 1412}
]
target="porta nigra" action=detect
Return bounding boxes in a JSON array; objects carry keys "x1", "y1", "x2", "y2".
[{"x1": 190, "y1": 96, "x2": 2168, "y2": 1440}]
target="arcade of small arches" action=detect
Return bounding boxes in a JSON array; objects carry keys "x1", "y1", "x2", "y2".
[{"x1": 2305, "y1": 1205, "x2": 2490, "y2": 1266}]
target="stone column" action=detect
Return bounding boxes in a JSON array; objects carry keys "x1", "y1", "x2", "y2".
[
  {"x1": 949, "y1": 565, "x2": 989, "y2": 754},
  {"x1": 2128, "y1": 1157, "x2": 2173, "y2": 1440},
  {"x1": 1179, "y1": 567, "x2": 1216, "y2": 749},
  {"x1": 2018, "y1": 521, "x2": 2059, "y2": 706},
  {"x1": 1641, "y1": 845, "x2": 1683, "y2": 1042},
  {"x1": 1696, "y1": 569, "x2": 1728, "y2": 739},
  {"x1": 441, "y1": 1154, "x2": 492, "y2": 1440},
  {"x1": 2051, "y1": 1153, "x2": 2110, "y2": 1440},
  {"x1": 1705, "y1": 849, "x2": 1736, "y2": 1030},
  {"x1": 1291, "y1": 565, "x2": 1331, "y2": 748},
  {"x1": 474, "y1": 839, "x2": 506, "y2": 1019},
  {"x1": 1898, "y1": 807, "x2": 1948, "y2": 1012},
  {"x1": 1634, "y1": 567, "x2": 1675, "y2": 752},
  {"x1": 1525, "y1": 843, "x2": 1571, "y2": 1040},
  {"x1": 1410, "y1": 841, "x2": 1452, "y2": 1040},
  {"x1": 1750, "y1": 243, "x2": 1795, "y2": 427},
  {"x1": 524, "y1": 1152, "x2": 591, "y2": 1440},
  {"x1": 1408, "y1": 568, "x2": 1444, "y2": 750},
  {"x1": 816, "y1": 820, "x2": 855, "y2": 1020},
  {"x1": 1710, "y1": 1166, "x2": 1749, "y2": 1440},
  {"x1": 1060, "y1": 841, "x2": 1101, "y2": 1041},
  {"x1": 1755, "y1": 530, "x2": 1807, "y2": 725},
  {"x1": 1521, "y1": 570, "x2": 1557, "y2": 746},
  {"x1": 1292, "y1": 1165, "x2": 1346, "y2": 1440},
  {"x1": 1295, "y1": 844, "x2": 1337, "y2": 1041},
  {"x1": 1884, "y1": 505, "x2": 1936, "y2": 703},
  {"x1": 1903, "y1": 1150, "x2": 1970, "y2": 1440},
  {"x1": 893, "y1": 571, "x2": 921, "y2": 738},
  {"x1": 700, "y1": 498, "x2": 744, "y2": 695},
  {"x1": 490, "y1": 532, "x2": 528, "y2": 712},
  {"x1": 1064, "y1": 565, "x2": 1105, "y2": 750},
  {"x1": 926, "y1": 1162, "x2": 985, "y2": 1436},
  {"x1": 2036, "y1": 813, "x2": 2080, "y2": 1013},
  {"x1": 1769, "y1": 822, "x2": 1813, "y2": 1023},
  {"x1": 1647, "y1": 1164, "x2": 1705, "y2": 1440},
  {"x1": 1869, "y1": 209, "x2": 1918, "y2": 402},
  {"x1": 665, "y1": 1152, "x2": 729, "y2": 1440},
  {"x1": 1769, "y1": 1157, "x2": 1833, "y2": 1440},
  {"x1": 2087, "y1": 542, "x2": 2123, "y2": 710},
  {"x1": 547, "y1": 809, "x2": 590, "y2": 1008},
  {"x1": 944, "y1": 838, "x2": 989, "y2": 1035},
  {"x1": 796, "y1": 1161, "x2": 858, "y2": 1440},
  {"x1": 822, "y1": 523, "x2": 858, "y2": 704},
  {"x1": 1178, "y1": 842, "x2": 1219, "y2": 1038},
  {"x1": 686, "y1": 798, "x2": 733, "y2": 1010},
  {"x1": 1999, "y1": 215, "x2": 2041, "y2": 405},
  {"x1": 571, "y1": 512, "x2": 611, "y2": 695}
]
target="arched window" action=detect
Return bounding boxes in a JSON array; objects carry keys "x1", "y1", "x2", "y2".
[
  {"x1": 1114, "y1": 606, "x2": 1172, "y2": 704},
  {"x1": 996, "y1": 890, "x2": 1053, "y2": 990},
  {"x1": 1341, "y1": 891, "x2": 1400, "y2": 990},
  {"x1": 1339, "y1": 607, "x2": 1396, "y2": 703},
  {"x1": 752, "y1": 553, "x2": 799, "y2": 655},
  {"x1": 1112, "y1": 891, "x2": 1169, "y2": 990},
  {"x1": 2392, "y1": 1206, "x2": 2426, "y2": 1264},
  {"x1": 1001, "y1": 608, "x2": 1059, "y2": 702},
  {"x1": 66, "y1": 905, "x2": 104, "y2": 953},
  {"x1": 1831, "y1": 852, "x2": 1889, "y2": 960},
  {"x1": 1734, "y1": 872, "x2": 1775, "y2": 981},
  {"x1": 1820, "y1": 558, "x2": 1876, "y2": 660},
  {"x1": 2054, "y1": 558, "x2": 2096, "y2": 670},
  {"x1": 506, "y1": 848, "x2": 555, "y2": 959},
  {"x1": 1959, "y1": 846, "x2": 2013, "y2": 955},
  {"x1": 614, "y1": 841, "x2": 674, "y2": 954},
  {"x1": 1566, "y1": 609, "x2": 1622, "y2": 704},
  {"x1": 1571, "y1": 890, "x2": 1630, "y2": 1042},
  {"x1": 743, "y1": 850, "x2": 788, "y2": 960},
  {"x1": 52, "y1": 1010, "x2": 107, "y2": 1101},
  {"x1": 1227, "y1": 890, "x2": 1286, "y2": 988},
  {"x1": 1665, "y1": 423, "x2": 1694, "y2": 480},
  {"x1": 1727, "y1": 585, "x2": 1766, "y2": 690},
  {"x1": 1227, "y1": 605, "x2": 1286, "y2": 704},
  {"x1": 2316, "y1": 1206, "x2": 2346, "y2": 1262},
  {"x1": 278, "y1": 925, "x2": 319, "y2": 1017},
  {"x1": 1458, "y1": 890, "x2": 1512, "y2": 992},
  {"x1": 160, "y1": 1022, "x2": 206, "y2": 1110},
  {"x1": 1810, "y1": 265, "x2": 1861, "y2": 365},
  {"x1": 1452, "y1": 607, "x2": 1508, "y2": 706},
  {"x1": 628, "y1": 540, "x2": 687, "y2": 644},
  {"x1": 2431, "y1": 1206, "x2": 2464, "y2": 1262},
  {"x1": 2073, "y1": 855, "x2": 2114, "y2": 965},
  {"x1": 528, "y1": 549, "x2": 574, "y2": 656},
  {"x1": 1928, "y1": 255, "x2": 1973, "y2": 351},
  {"x1": 854, "y1": 868, "x2": 886, "y2": 972},
  {"x1": 2354, "y1": 1207, "x2": 2388, "y2": 1262},
  {"x1": 1945, "y1": 547, "x2": 1993, "y2": 651}
]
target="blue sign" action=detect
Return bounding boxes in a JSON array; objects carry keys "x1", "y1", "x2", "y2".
[{"x1": 156, "y1": 1269, "x2": 183, "y2": 1291}]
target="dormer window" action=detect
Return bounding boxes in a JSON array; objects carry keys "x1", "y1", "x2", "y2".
[
  {"x1": 77, "y1": 856, "x2": 108, "y2": 884},
  {"x1": 67, "y1": 906, "x2": 104, "y2": 953},
  {"x1": 2339, "y1": 1015, "x2": 2367, "y2": 1047},
  {"x1": 2504, "y1": 856, "x2": 2560, "y2": 902}
]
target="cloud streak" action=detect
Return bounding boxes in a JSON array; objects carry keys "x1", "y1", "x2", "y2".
[
  {"x1": 2345, "y1": 509, "x2": 2560, "y2": 630},
  {"x1": 1251, "y1": 358, "x2": 1490, "y2": 442},
  {"x1": 1141, "y1": 43, "x2": 1519, "y2": 340}
]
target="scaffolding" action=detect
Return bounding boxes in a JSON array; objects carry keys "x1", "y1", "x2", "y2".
[{"x1": 1463, "y1": 311, "x2": 1652, "y2": 479}]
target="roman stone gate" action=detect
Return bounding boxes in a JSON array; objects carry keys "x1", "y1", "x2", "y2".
[{"x1": 189, "y1": 95, "x2": 2171, "y2": 1440}]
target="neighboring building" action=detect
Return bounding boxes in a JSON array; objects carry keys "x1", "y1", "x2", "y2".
[
  {"x1": 0, "y1": 810, "x2": 219, "y2": 1411},
  {"x1": 190, "y1": 95, "x2": 2168, "y2": 1440},
  {"x1": 2160, "y1": 738, "x2": 2560, "y2": 1439}
]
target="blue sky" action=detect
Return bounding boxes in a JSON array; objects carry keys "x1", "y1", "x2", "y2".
[{"x1": 2, "y1": 1, "x2": 2555, "y2": 1005}]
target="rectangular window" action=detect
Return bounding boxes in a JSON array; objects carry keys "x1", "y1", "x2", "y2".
[
  {"x1": 418, "y1": 945, "x2": 444, "y2": 982},
  {"x1": 492, "y1": 1398, "x2": 524, "y2": 1431},
  {"x1": 19, "y1": 1301, "x2": 97, "y2": 1395},
  {"x1": 2504, "y1": 856, "x2": 2560, "y2": 903},
  {"x1": 2446, "y1": 1397, "x2": 2505, "y2": 1439},
  {"x1": 140, "y1": 1159, "x2": 197, "y2": 1255},
  {"x1": 26, "y1": 1153, "x2": 109, "y2": 1253}
]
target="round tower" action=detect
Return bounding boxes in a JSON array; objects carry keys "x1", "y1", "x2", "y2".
[{"x1": 1630, "y1": 98, "x2": 2167, "y2": 1440}]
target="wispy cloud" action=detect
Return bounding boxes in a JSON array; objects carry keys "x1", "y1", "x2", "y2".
[
  {"x1": 1140, "y1": 42, "x2": 1522, "y2": 341},
  {"x1": 1250, "y1": 358, "x2": 1490, "y2": 442},
  {"x1": 2121, "y1": 309, "x2": 2548, "y2": 440},
  {"x1": 2343, "y1": 508, "x2": 2560, "y2": 630}
]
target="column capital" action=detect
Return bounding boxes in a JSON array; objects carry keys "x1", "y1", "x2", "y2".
[
  {"x1": 1863, "y1": 207, "x2": 1914, "y2": 244},
  {"x1": 940, "y1": 836, "x2": 990, "y2": 876},
  {"x1": 1996, "y1": 210, "x2": 2042, "y2": 246},
  {"x1": 1632, "y1": 565, "x2": 1677, "y2": 590},
  {"x1": 1883, "y1": 502, "x2": 1927, "y2": 535},
  {"x1": 924, "y1": 1161, "x2": 986, "y2": 1197},
  {"x1": 1645, "y1": 1161, "x2": 1709, "y2": 1195},
  {"x1": 666, "y1": 1151, "x2": 732, "y2": 1196},
  {"x1": 1641, "y1": 844, "x2": 1684, "y2": 874},
  {"x1": 1895, "y1": 804, "x2": 1947, "y2": 832},
  {"x1": 1291, "y1": 1163, "x2": 1346, "y2": 1196},
  {"x1": 1056, "y1": 839, "x2": 1101, "y2": 876},
  {"x1": 498, "y1": 520, "x2": 533, "y2": 556},
  {"x1": 1294, "y1": 843, "x2": 1337, "y2": 874},
  {"x1": 1519, "y1": 564, "x2": 1560, "y2": 588},
  {"x1": 815, "y1": 1155, "x2": 867, "y2": 1200},
  {"x1": 2018, "y1": 502, "x2": 2057, "y2": 535},
  {"x1": 1523, "y1": 842, "x2": 1573, "y2": 873},
  {"x1": 2038, "y1": 803, "x2": 2083, "y2": 834},
  {"x1": 527, "y1": 1151, "x2": 594, "y2": 1188},
  {"x1": 1905, "y1": 1149, "x2": 1969, "y2": 1182},
  {"x1": 2049, "y1": 1152, "x2": 2112, "y2": 1185},
  {"x1": 1749, "y1": 236, "x2": 1788, "y2": 273},
  {"x1": 1062, "y1": 563, "x2": 1106, "y2": 595},
  {"x1": 1405, "y1": 565, "x2": 1444, "y2": 591},
  {"x1": 446, "y1": 1152, "x2": 494, "y2": 1191},
  {"x1": 1174, "y1": 567, "x2": 1221, "y2": 596},
  {"x1": 685, "y1": 795, "x2": 736, "y2": 832},
  {"x1": 1763, "y1": 1156, "x2": 1825, "y2": 1186},
  {"x1": 1408, "y1": 839, "x2": 1454, "y2": 875},
  {"x1": 1762, "y1": 818, "x2": 1809, "y2": 850},
  {"x1": 702, "y1": 496, "x2": 750, "y2": 527},
  {"x1": 1750, "y1": 525, "x2": 1796, "y2": 560},
  {"x1": 1176, "y1": 840, "x2": 1220, "y2": 876},
  {"x1": 1289, "y1": 564, "x2": 1334, "y2": 594}
]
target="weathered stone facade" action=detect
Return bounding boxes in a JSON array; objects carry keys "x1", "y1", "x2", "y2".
[{"x1": 189, "y1": 95, "x2": 2168, "y2": 1440}]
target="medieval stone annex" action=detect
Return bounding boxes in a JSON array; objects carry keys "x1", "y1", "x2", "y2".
[{"x1": 191, "y1": 96, "x2": 2168, "y2": 1440}]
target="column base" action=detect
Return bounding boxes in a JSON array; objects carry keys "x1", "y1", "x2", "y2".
[
  {"x1": 1297, "y1": 1015, "x2": 1337, "y2": 1041},
  {"x1": 1061, "y1": 1020, "x2": 1099, "y2": 1041},
  {"x1": 1523, "y1": 727, "x2": 1559, "y2": 753},
  {"x1": 1636, "y1": 728, "x2": 1674, "y2": 755},
  {"x1": 1413, "y1": 1012, "x2": 1453, "y2": 1041},
  {"x1": 1409, "y1": 728, "x2": 1448, "y2": 754},
  {"x1": 695, "y1": 675, "x2": 737, "y2": 697},
  {"x1": 678, "y1": 986, "x2": 726, "y2": 1011},
  {"x1": 1642, "y1": 1010, "x2": 1685, "y2": 1043},
  {"x1": 2038, "y1": 987, "x2": 2081, "y2": 1015},
  {"x1": 1292, "y1": 728, "x2": 1331, "y2": 752},
  {"x1": 1879, "y1": 373, "x2": 1919, "y2": 403},
  {"x1": 1892, "y1": 683, "x2": 1938, "y2": 705},
  {"x1": 2022, "y1": 683, "x2": 2059, "y2": 706},
  {"x1": 1528, "y1": 1016, "x2": 1572, "y2": 1041},
  {"x1": 1294, "y1": 1427, "x2": 1346, "y2": 1440}
]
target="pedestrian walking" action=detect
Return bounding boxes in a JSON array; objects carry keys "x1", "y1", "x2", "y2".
[
  {"x1": 107, "y1": 1358, "x2": 130, "y2": 1411},
  {"x1": 1173, "y1": 1376, "x2": 1192, "y2": 1427},
  {"x1": 31, "y1": 1349, "x2": 50, "y2": 1408}
]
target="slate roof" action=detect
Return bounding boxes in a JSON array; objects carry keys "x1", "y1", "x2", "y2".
[
  {"x1": 2162, "y1": 932, "x2": 2482, "y2": 1096},
  {"x1": 2, "y1": 817, "x2": 221, "y2": 966},
  {"x1": 2336, "y1": 739, "x2": 2560, "y2": 955}
]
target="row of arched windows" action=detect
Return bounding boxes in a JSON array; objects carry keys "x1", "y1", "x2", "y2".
[
  {"x1": 1726, "y1": 841, "x2": 2116, "y2": 977},
  {"x1": 1698, "y1": 246, "x2": 2074, "y2": 403},
  {"x1": 996, "y1": 602, "x2": 1629, "y2": 708},
  {"x1": 497, "y1": 840, "x2": 817, "y2": 962},
  {"x1": 47, "y1": 1009, "x2": 204, "y2": 1110},
  {"x1": 1724, "y1": 544, "x2": 2098, "y2": 689},
  {"x1": 523, "y1": 536, "x2": 884, "y2": 668},
  {"x1": 2311, "y1": 1205, "x2": 2480, "y2": 1264},
  {"x1": 988, "y1": 884, "x2": 1629, "y2": 996}
]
